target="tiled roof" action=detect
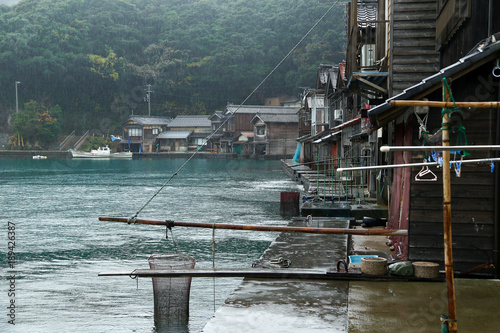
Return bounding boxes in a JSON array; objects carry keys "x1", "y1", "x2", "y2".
[
  {"x1": 226, "y1": 105, "x2": 300, "y2": 115},
  {"x1": 168, "y1": 115, "x2": 211, "y2": 128},
  {"x1": 157, "y1": 130, "x2": 192, "y2": 139},
  {"x1": 251, "y1": 113, "x2": 298, "y2": 124},
  {"x1": 369, "y1": 39, "x2": 500, "y2": 129},
  {"x1": 128, "y1": 116, "x2": 172, "y2": 126}
]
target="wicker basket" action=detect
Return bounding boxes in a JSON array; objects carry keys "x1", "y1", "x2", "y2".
[
  {"x1": 413, "y1": 261, "x2": 439, "y2": 279},
  {"x1": 361, "y1": 257, "x2": 388, "y2": 276}
]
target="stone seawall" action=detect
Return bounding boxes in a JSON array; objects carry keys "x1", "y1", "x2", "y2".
[{"x1": 0, "y1": 150, "x2": 72, "y2": 158}]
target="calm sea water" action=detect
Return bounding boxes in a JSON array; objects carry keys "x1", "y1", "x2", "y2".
[{"x1": 1, "y1": 158, "x2": 299, "y2": 333}]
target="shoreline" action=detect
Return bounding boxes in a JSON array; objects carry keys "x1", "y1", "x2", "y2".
[{"x1": 0, "y1": 150, "x2": 292, "y2": 160}]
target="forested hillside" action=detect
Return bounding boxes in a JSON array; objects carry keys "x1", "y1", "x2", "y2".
[{"x1": 0, "y1": 0, "x2": 346, "y2": 133}]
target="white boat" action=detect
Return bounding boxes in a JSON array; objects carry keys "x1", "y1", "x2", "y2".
[
  {"x1": 70, "y1": 146, "x2": 132, "y2": 159},
  {"x1": 32, "y1": 155, "x2": 48, "y2": 159}
]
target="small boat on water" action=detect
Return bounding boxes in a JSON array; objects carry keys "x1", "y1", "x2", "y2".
[
  {"x1": 32, "y1": 155, "x2": 48, "y2": 159},
  {"x1": 70, "y1": 145, "x2": 132, "y2": 159}
]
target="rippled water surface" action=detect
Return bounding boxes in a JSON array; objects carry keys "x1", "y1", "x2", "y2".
[{"x1": 1, "y1": 158, "x2": 299, "y2": 332}]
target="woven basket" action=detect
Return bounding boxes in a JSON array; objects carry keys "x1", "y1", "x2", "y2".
[
  {"x1": 413, "y1": 261, "x2": 439, "y2": 279},
  {"x1": 361, "y1": 257, "x2": 388, "y2": 276}
]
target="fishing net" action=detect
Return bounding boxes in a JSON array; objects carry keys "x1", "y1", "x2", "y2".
[{"x1": 148, "y1": 253, "x2": 196, "y2": 330}]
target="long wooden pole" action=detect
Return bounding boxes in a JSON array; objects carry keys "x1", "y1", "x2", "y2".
[
  {"x1": 337, "y1": 157, "x2": 500, "y2": 172},
  {"x1": 97, "y1": 216, "x2": 408, "y2": 236},
  {"x1": 391, "y1": 100, "x2": 500, "y2": 108},
  {"x1": 381, "y1": 145, "x2": 500, "y2": 152},
  {"x1": 442, "y1": 80, "x2": 458, "y2": 333}
]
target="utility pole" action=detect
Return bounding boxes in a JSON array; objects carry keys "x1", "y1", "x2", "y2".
[
  {"x1": 15, "y1": 81, "x2": 20, "y2": 113},
  {"x1": 144, "y1": 84, "x2": 153, "y2": 116}
]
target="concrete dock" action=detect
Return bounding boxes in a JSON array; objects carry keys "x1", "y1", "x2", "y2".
[{"x1": 202, "y1": 217, "x2": 500, "y2": 332}]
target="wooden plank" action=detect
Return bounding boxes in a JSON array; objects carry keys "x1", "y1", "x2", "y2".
[
  {"x1": 409, "y1": 235, "x2": 494, "y2": 250},
  {"x1": 352, "y1": 76, "x2": 388, "y2": 93},
  {"x1": 410, "y1": 223, "x2": 494, "y2": 237},
  {"x1": 393, "y1": 22, "x2": 436, "y2": 30},
  {"x1": 410, "y1": 197, "x2": 494, "y2": 211},
  {"x1": 393, "y1": 14, "x2": 437, "y2": 22},
  {"x1": 409, "y1": 248, "x2": 495, "y2": 264},
  {"x1": 393, "y1": 41, "x2": 437, "y2": 49},
  {"x1": 394, "y1": 3, "x2": 437, "y2": 12},
  {"x1": 393, "y1": 30, "x2": 436, "y2": 39},
  {"x1": 392, "y1": 50, "x2": 438, "y2": 56},
  {"x1": 410, "y1": 210, "x2": 493, "y2": 224},
  {"x1": 394, "y1": 0, "x2": 437, "y2": 3},
  {"x1": 411, "y1": 184, "x2": 495, "y2": 199},
  {"x1": 393, "y1": 64, "x2": 440, "y2": 73},
  {"x1": 392, "y1": 55, "x2": 439, "y2": 65}
]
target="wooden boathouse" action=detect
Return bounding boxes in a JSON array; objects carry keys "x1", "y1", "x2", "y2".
[{"x1": 369, "y1": 37, "x2": 500, "y2": 277}]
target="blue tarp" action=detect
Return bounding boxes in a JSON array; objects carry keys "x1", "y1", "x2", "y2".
[{"x1": 292, "y1": 143, "x2": 301, "y2": 163}]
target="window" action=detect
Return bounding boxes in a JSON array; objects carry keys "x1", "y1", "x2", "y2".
[
  {"x1": 152, "y1": 128, "x2": 160, "y2": 135},
  {"x1": 129, "y1": 128, "x2": 142, "y2": 137},
  {"x1": 256, "y1": 126, "x2": 265, "y2": 135}
]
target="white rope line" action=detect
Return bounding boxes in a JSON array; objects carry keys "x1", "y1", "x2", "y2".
[{"x1": 130, "y1": 1, "x2": 341, "y2": 219}]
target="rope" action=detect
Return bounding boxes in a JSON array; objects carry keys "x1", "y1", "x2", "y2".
[
  {"x1": 129, "y1": 0, "x2": 341, "y2": 219},
  {"x1": 129, "y1": 270, "x2": 139, "y2": 290},
  {"x1": 442, "y1": 78, "x2": 470, "y2": 158},
  {"x1": 166, "y1": 220, "x2": 178, "y2": 251}
]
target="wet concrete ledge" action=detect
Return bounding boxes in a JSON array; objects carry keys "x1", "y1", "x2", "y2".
[
  {"x1": 0, "y1": 150, "x2": 71, "y2": 158},
  {"x1": 202, "y1": 217, "x2": 500, "y2": 332},
  {"x1": 202, "y1": 217, "x2": 351, "y2": 333}
]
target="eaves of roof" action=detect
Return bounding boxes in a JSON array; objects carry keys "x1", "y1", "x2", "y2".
[
  {"x1": 331, "y1": 115, "x2": 362, "y2": 131},
  {"x1": 368, "y1": 38, "x2": 500, "y2": 129}
]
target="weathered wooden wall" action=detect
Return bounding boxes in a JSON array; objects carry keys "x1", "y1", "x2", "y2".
[
  {"x1": 440, "y1": 0, "x2": 500, "y2": 66},
  {"x1": 408, "y1": 65, "x2": 499, "y2": 276},
  {"x1": 267, "y1": 123, "x2": 298, "y2": 156},
  {"x1": 391, "y1": 0, "x2": 440, "y2": 95},
  {"x1": 233, "y1": 114, "x2": 255, "y2": 133}
]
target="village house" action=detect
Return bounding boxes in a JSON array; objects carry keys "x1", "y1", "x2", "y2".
[
  {"x1": 157, "y1": 115, "x2": 211, "y2": 152},
  {"x1": 207, "y1": 111, "x2": 231, "y2": 153},
  {"x1": 232, "y1": 131, "x2": 254, "y2": 155},
  {"x1": 250, "y1": 112, "x2": 299, "y2": 155},
  {"x1": 209, "y1": 104, "x2": 300, "y2": 155},
  {"x1": 121, "y1": 115, "x2": 172, "y2": 152}
]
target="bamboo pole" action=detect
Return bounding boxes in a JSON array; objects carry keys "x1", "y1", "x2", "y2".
[
  {"x1": 97, "y1": 216, "x2": 408, "y2": 236},
  {"x1": 442, "y1": 80, "x2": 458, "y2": 333},
  {"x1": 338, "y1": 161, "x2": 437, "y2": 172},
  {"x1": 381, "y1": 145, "x2": 500, "y2": 152},
  {"x1": 337, "y1": 157, "x2": 500, "y2": 172},
  {"x1": 391, "y1": 100, "x2": 500, "y2": 108}
]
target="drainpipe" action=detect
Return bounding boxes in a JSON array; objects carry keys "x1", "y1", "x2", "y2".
[
  {"x1": 495, "y1": 73, "x2": 500, "y2": 278},
  {"x1": 488, "y1": 0, "x2": 493, "y2": 37}
]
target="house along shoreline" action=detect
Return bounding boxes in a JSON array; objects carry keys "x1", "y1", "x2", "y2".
[{"x1": 0, "y1": 150, "x2": 292, "y2": 160}]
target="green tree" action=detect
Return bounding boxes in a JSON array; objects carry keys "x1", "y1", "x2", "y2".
[
  {"x1": 12, "y1": 100, "x2": 62, "y2": 148},
  {"x1": 0, "y1": 0, "x2": 346, "y2": 131},
  {"x1": 88, "y1": 48, "x2": 123, "y2": 81}
]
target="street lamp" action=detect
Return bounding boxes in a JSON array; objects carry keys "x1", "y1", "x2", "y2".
[{"x1": 15, "y1": 81, "x2": 20, "y2": 113}]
